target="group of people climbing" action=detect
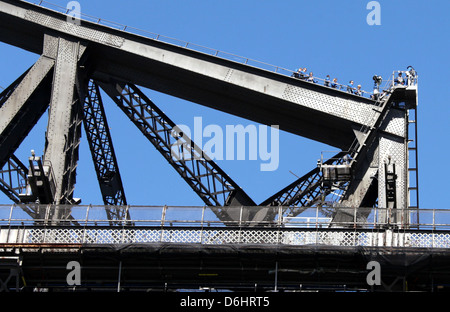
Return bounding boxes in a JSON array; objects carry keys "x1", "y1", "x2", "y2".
[
  {"x1": 292, "y1": 68, "x2": 365, "y2": 97},
  {"x1": 394, "y1": 66, "x2": 417, "y2": 87},
  {"x1": 292, "y1": 66, "x2": 417, "y2": 101}
]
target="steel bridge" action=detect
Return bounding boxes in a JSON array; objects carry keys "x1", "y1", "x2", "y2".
[
  {"x1": 2, "y1": 204, "x2": 450, "y2": 292},
  {"x1": 0, "y1": 0, "x2": 443, "y2": 292}
]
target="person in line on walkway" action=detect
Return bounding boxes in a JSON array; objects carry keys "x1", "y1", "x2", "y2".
[
  {"x1": 347, "y1": 80, "x2": 355, "y2": 94},
  {"x1": 355, "y1": 84, "x2": 362, "y2": 96},
  {"x1": 371, "y1": 79, "x2": 380, "y2": 100},
  {"x1": 292, "y1": 68, "x2": 302, "y2": 79},
  {"x1": 331, "y1": 78, "x2": 338, "y2": 89},
  {"x1": 371, "y1": 88, "x2": 379, "y2": 100},
  {"x1": 395, "y1": 72, "x2": 404, "y2": 85},
  {"x1": 307, "y1": 72, "x2": 316, "y2": 83},
  {"x1": 300, "y1": 68, "x2": 308, "y2": 80},
  {"x1": 324, "y1": 75, "x2": 330, "y2": 87},
  {"x1": 406, "y1": 66, "x2": 417, "y2": 86}
]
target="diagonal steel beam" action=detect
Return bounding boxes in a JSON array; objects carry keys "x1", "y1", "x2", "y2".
[
  {"x1": 256, "y1": 152, "x2": 347, "y2": 222},
  {"x1": 0, "y1": 67, "x2": 30, "y2": 108},
  {"x1": 82, "y1": 79, "x2": 129, "y2": 224},
  {"x1": 0, "y1": 56, "x2": 54, "y2": 169},
  {"x1": 0, "y1": 69, "x2": 32, "y2": 203},
  {"x1": 97, "y1": 80, "x2": 255, "y2": 222},
  {"x1": 261, "y1": 152, "x2": 347, "y2": 207},
  {"x1": 0, "y1": 62, "x2": 57, "y2": 219}
]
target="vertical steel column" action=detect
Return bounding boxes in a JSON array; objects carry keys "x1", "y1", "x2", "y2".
[
  {"x1": 377, "y1": 108, "x2": 409, "y2": 226},
  {"x1": 43, "y1": 37, "x2": 85, "y2": 213}
]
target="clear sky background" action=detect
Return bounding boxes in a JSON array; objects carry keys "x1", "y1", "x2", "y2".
[{"x1": 0, "y1": 0, "x2": 449, "y2": 211}]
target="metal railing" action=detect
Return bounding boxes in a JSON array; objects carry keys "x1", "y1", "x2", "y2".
[
  {"x1": 0, "y1": 204, "x2": 448, "y2": 230},
  {"x1": 392, "y1": 68, "x2": 418, "y2": 88},
  {"x1": 24, "y1": 0, "x2": 382, "y2": 100},
  {"x1": 1, "y1": 205, "x2": 450, "y2": 248}
]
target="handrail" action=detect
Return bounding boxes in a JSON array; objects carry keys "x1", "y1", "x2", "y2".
[
  {"x1": 22, "y1": 0, "x2": 391, "y2": 100},
  {"x1": 0, "y1": 204, "x2": 447, "y2": 230}
]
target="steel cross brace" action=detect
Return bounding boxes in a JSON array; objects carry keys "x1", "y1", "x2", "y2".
[
  {"x1": 0, "y1": 73, "x2": 31, "y2": 204},
  {"x1": 82, "y1": 79, "x2": 129, "y2": 224},
  {"x1": 0, "y1": 58, "x2": 55, "y2": 218},
  {"x1": 97, "y1": 80, "x2": 255, "y2": 222},
  {"x1": 257, "y1": 151, "x2": 348, "y2": 221},
  {"x1": 0, "y1": 155, "x2": 27, "y2": 204},
  {"x1": 0, "y1": 56, "x2": 54, "y2": 170}
]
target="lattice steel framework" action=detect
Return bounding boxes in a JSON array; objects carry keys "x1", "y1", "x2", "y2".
[
  {"x1": 0, "y1": 58, "x2": 417, "y2": 225},
  {"x1": 82, "y1": 80, "x2": 129, "y2": 224},
  {"x1": 0, "y1": 0, "x2": 418, "y2": 226},
  {"x1": 97, "y1": 80, "x2": 256, "y2": 222},
  {"x1": 259, "y1": 151, "x2": 348, "y2": 221},
  {"x1": 0, "y1": 155, "x2": 27, "y2": 204}
]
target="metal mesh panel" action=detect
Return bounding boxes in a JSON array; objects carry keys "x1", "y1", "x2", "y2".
[
  {"x1": 15, "y1": 227, "x2": 450, "y2": 248},
  {"x1": 282, "y1": 85, "x2": 373, "y2": 125}
]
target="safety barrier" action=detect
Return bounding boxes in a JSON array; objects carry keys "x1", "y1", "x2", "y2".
[
  {"x1": 0, "y1": 204, "x2": 449, "y2": 248},
  {"x1": 0, "y1": 204, "x2": 446, "y2": 229},
  {"x1": 2, "y1": 226, "x2": 450, "y2": 248}
]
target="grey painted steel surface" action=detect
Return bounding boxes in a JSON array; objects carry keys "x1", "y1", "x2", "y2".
[
  {"x1": 0, "y1": 55, "x2": 54, "y2": 168},
  {"x1": 81, "y1": 80, "x2": 129, "y2": 224},
  {"x1": 43, "y1": 35, "x2": 85, "y2": 210}
]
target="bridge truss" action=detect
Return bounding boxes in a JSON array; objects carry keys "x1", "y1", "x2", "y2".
[{"x1": 0, "y1": 0, "x2": 428, "y2": 292}]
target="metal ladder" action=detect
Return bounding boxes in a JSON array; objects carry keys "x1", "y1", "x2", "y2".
[{"x1": 407, "y1": 106, "x2": 419, "y2": 221}]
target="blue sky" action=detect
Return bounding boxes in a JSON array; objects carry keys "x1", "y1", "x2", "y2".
[{"x1": 0, "y1": 0, "x2": 449, "y2": 211}]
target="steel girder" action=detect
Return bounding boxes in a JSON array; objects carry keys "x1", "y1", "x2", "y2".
[
  {"x1": 261, "y1": 152, "x2": 347, "y2": 207},
  {"x1": 43, "y1": 36, "x2": 86, "y2": 212},
  {"x1": 330, "y1": 89, "x2": 413, "y2": 226},
  {"x1": 255, "y1": 151, "x2": 348, "y2": 222},
  {"x1": 0, "y1": 34, "x2": 89, "y2": 222},
  {"x1": 82, "y1": 80, "x2": 129, "y2": 224},
  {"x1": 0, "y1": 67, "x2": 30, "y2": 109},
  {"x1": 0, "y1": 72, "x2": 31, "y2": 204},
  {"x1": 0, "y1": 30, "x2": 413, "y2": 229},
  {"x1": 0, "y1": 56, "x2": 54, "y2": 170},
  {"x1": 97, "y1": 80, "x2": 256, "y2": 222},
  {"x1": 0, "y1": 57, "x2": 55, "y2": 219}
]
